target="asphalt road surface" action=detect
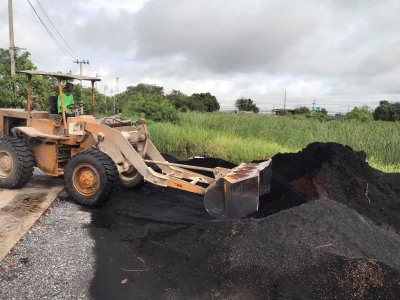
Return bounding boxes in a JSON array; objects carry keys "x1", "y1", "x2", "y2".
[
  {"x1": 0, "y1": 170, "x2": 63, "y2": 261},
  {"x1": 0, "y1": 183, "x2": 210, "y2": 300}
]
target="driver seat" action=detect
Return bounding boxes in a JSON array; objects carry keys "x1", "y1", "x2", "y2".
[{"x1": 47, "y1": 96, "x2": 58, "y2": 114}]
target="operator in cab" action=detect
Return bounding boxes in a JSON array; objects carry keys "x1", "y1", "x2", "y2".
[{"x1": 58, "y1": 82, "x2": 74, "y2": 117}]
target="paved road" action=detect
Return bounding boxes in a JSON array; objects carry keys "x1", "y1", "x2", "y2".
[
  {"x1": 0, "y1": 183, "x2": 210, "y2": 299},
  {"x1": 0, "y1": 170, "x2": 63, "y2": 261}
]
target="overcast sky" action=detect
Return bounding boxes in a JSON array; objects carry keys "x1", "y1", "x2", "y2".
[{"x1": 1, "y1": 0, "x2": 400, "y2": 112}]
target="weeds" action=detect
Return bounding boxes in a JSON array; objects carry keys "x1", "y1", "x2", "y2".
[{"x1": 145, "y1": 112, "x2": 400, "y2": 172}]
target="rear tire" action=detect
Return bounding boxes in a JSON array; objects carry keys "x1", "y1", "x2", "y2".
[
  {"x1": 119, "y1": 166, "x2": 145, "y2": 190},
  {"x1": 64, "y1": 149, "x2": 118, "y2": 206},
  {"x1": 0, "y1": 137, "x2": 34, "y2": 189}
]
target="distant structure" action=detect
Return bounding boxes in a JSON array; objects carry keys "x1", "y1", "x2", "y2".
[
  {"x1": 219, "y1": 109, "x2": 237, "y2": 113},
  {"x1": 272, "y1": 109, "x2": 295, "y2": 116}
]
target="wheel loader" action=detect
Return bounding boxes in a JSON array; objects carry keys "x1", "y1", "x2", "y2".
[{"x1": 0, "y1": 70, "x2": 271, "y2": 219}]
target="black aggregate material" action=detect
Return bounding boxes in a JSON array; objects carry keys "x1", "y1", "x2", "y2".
[
  {"x1": 1, "y1": 142, "x2": 400, "y2": 299},
  {"x1": 88, "y1": 142, "x2": 400, "y2": 299},
  {"x1": 254, "y1": 142, "x2": 400, "y2": 233}
]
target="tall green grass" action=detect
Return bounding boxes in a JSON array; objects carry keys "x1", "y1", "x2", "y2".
[{"x1": 147, "y1": 112, "x2": 400, "y2": 172}]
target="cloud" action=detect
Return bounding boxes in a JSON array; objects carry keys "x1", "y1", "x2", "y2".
[
  {"x1": 132, "y1": 0, "x2": 324, "y2": 73},
  {"x1": 1, "y1": 0, "x2": 400, "y2": 112}
]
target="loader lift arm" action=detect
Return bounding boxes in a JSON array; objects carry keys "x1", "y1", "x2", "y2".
[
  {"x1": 84, "y1": 121, "x2": 271, "y2": 219},
  {"x1": 0, "y1": 69, "x2": 271, "y2": 220}
]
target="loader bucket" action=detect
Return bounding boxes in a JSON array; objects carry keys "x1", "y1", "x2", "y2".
[{"x1": 204, "y1": 160, "x2": 272, "y2": 219}]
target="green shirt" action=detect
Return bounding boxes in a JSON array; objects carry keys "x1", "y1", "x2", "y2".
[{"x1": 58, "y1": 93, "x2": 74, "y2": 114}]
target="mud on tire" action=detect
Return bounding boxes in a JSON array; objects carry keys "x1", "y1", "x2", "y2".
[
  {"x1": 64, "y1": 149, "x2": 118, "y2": 206},
  {"x1": 0, "y1": 137, "x2": 34, "y2": 189}
]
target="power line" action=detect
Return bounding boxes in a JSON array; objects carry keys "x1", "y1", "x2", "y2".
[
  {"x1": 26, "y1": 0, "x2": 76, "y2": 61},
  {"x1": 34, "y1": 0, "x2": 80, "y2": 60}
]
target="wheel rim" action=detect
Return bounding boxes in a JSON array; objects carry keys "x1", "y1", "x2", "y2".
[
  {"x1": 72, "y1": 163, "x2": 100, "y2": 196},
  {"x1": 0, "y1": 150, "x2": 13, "y2": 179}
]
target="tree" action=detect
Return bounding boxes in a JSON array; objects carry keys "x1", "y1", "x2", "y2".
[
  {"x1": 122, "y1": 93, "x2": 177, "y2": 122},
  {"x1": 188, "y1": 93, "x2": 220, "y2": 112},
  {"x1": 71, "y1": 85, "x2": 107, "y2": 116},
  {"x1": 320, "y1": 108, "x2": 328, "y2": 115},
  {"x1": 293, "y1": 106, "x2": 310, "y2": 115},
  {"x1": 235, "y1": 98, "x2": 259, "y2": 113},
  {"x1": 166, "y1": 90, "x2": 190, "y2": 111},
  {"x1": 373, "y1": 100, "x2": 400, "y2": 121},
  {"x1": 0, "y1": 48, "x2": 57, "y2": 108},
  {"x1": 125, "y1": 83, "x2": 164, "y2": 96},
  {"x1": 116, "y1": 83, "x2": 180, "y2": 119},
  {"x1": 346, "y1": 106, "x2": 373, "y2": 122}
]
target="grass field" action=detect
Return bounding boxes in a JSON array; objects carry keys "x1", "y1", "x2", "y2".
[{"x1": 146, "y1": 112, "x2": 400, "y2": 172}]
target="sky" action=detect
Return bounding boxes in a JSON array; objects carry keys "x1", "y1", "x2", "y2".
[{"x1": 1, "y1": 0, "x2": 400, "y2": 113}]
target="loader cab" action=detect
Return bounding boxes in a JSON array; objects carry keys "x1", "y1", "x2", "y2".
[
  {"x1": 1, "y1": 70, "x2": 100, "y2": 140},
  {"x1": 17, "y1": 70, "x2": 101, "y2": 124}
]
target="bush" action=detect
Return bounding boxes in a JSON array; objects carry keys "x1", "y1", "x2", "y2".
[
  {"x1": 346, "y1": 106, "x2": 373, "y2": 122},
  {"x1": 122, "y1": 93, "x2": 178, "y2": 122},
  {"x1": 373, "y1": 100, "x2": 400, "y2": 121},
  {"x1": 306, "y1": 109, "x2": 331, "y2": 121},
  {"x1": 235, "y1": 98, "x2": 259, "y2": 113},
  {"x1": 188, "y1": 93, "x2": 220, "y2": 112},
  {"x1": 293, "y1": 106, "x2": 311, "y2": 115}
]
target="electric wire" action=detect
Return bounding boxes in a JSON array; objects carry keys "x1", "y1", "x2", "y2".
[
  {"x1": 34, "y1": 0, "x2": 80, "y2": 60},
  {"x1": 26, "y1": 0, "x2": 76, "y2": 61}
]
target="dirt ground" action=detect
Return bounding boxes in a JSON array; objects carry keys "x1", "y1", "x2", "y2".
[{"x1": 0, "y1": 142, "x2": 400, "y2": 299}]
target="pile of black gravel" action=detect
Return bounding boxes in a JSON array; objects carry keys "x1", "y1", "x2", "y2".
[
  {"x1": 126, "y1": 142, "x2": 400, "y2": 299},
  {"x1": 254, "y1": 142, "x2": 400, "y2": 233},
  {"x1": 2, "y1": 143, "x2": 399, "y2": 299},
  {"x1": 133, "y1": 200, "x2": 400, "y2": 299}
]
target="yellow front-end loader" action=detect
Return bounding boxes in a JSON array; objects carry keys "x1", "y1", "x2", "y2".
[{"x1": 0, "y1": 70, "x2": 271, "y2": 219}]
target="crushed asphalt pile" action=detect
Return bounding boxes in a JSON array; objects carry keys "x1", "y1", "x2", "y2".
[
  {"x1": 129, "y1": 142, "x2": 400, "y2": 299},
  {"x1": 1, "y1": 143, "x2": 399, "y2": 299},
  {"x1": 254, "y1": 142, "x2": 400, "y2": 233},
  {"x1": 137, "y1": 201, "x2": 400, "y2": 299}
]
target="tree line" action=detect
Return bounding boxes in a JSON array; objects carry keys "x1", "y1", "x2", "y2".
[
  {"x1": 291, "y1": 103, "x2": 400, "y2": 122},
  {"x1": 116, "y1": 84, "x2": 220, "y2": 121},
  {"x1": 0, "y1": 48, "x2": 222, "y2": 121},
  {"x1": 1, "y1": 48, "x2": 400, "y2": 122}
]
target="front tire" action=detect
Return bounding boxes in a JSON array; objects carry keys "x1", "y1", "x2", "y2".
[
  {"x1": 0, "y1": 137, "x2": 34, "y2": 189},
  {"x1": 64, "y1": 149, "x2": 118, "y2": 206}
]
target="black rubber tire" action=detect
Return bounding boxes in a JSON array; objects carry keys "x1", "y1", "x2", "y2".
[
  {"x1": 64, "y1": 149, "x2": 118, "y2": 206},
  {"x1": 119, "y1": 166, "x2": 145, "y2": 190},
  {"x1": 0, "y1": 137, "x2": 34, "y2": 189}
]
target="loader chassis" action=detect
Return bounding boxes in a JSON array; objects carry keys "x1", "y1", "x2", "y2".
[
  {"x1": 0, "y1": 109, "x2": 93, "y2": 177},
  {"x1": 0, "y1": 70, "x2": 271, "y2": 219}
]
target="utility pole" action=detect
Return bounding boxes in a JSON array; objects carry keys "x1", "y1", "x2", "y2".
[
  {"x1": 73, "y1": 60, "x2": 89, "y2": 85},
  {"x1": 95, "y1": 73, "x2": 100, "y2": 90},
  {"x1": 116, "y1": 77, "x2": 119, "y2": 113},
  {"x1": 104, "y1": 85, "x2": 108, "y2": 116},
  {"x1": 8, "y1": 0, "x2": 16, "y2": 76},
  {"x1": 283, "y1": 90, "x2": 287, "y2": 110},
  {"x1": 312, "y1": 98, "x2": 316, "y2": 111},
  {"x1": 111, "y1": 89, "x2": 115, "y2": 114}
]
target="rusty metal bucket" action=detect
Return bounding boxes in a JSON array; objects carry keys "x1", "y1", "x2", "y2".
[{"x1": 203, "y1": 160, "x2": 272, "y2": 219}]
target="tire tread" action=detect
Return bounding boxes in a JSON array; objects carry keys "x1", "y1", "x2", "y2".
[
  {"x1": 64, "y1": 149, "x2": 118, "y2": 206},
  {"x1": 0, "y1": 137, "x2": 34, "y2": 189}
]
